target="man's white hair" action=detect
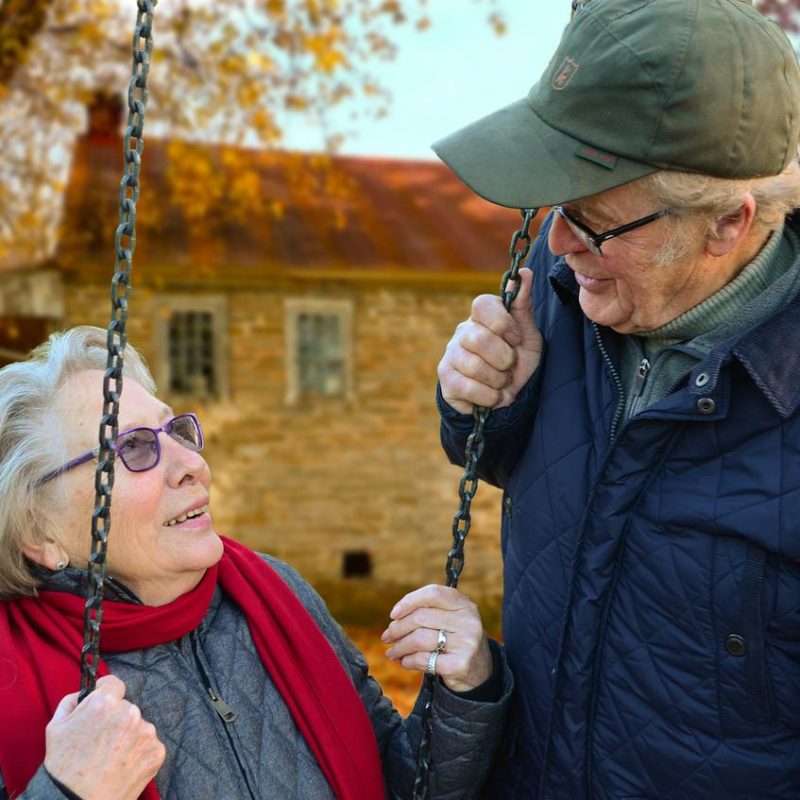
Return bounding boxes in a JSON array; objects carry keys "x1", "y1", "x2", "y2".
[{"x1": 641, "y1": 159, "x2": 800, "y2": 266}]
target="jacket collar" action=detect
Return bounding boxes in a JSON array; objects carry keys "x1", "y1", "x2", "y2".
[
  {"x1": 32, "y1": 562, "x2": 143, "y2": 603},
  {"x1": 549, "y1": 256, "x2": 578, "y2": 305},
  {"x1": 543, "y1": 212, "x2": 800, "y2": 419},
  {"x1": 730, "y1": 294, "x2": 800, "y2": 418}
]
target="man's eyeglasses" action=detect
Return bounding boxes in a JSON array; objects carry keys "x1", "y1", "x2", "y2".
[
  {"x1": 39, "y1": 413, "x2": 204, "y2": 484},
  {"x1": 555, "y1": 205, "x2": 670, "y2": 255}
]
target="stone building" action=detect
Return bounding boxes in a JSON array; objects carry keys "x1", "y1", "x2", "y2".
[{"x1": 1, "y1": 97, "x2": 543, "y2": 620}]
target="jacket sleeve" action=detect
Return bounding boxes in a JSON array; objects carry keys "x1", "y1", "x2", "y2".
[
  {"x1": 264, "y1": 557, "x2": 514, "y2": 800},
  {"x1": 376, "y1": 640, "x2": 513, "y2": 800},
  {"x1": 438, "y1": 370, "x2": 541, "y2": 489},
  {"x1": 1, "y1": 766, "x2": 78, "y2": 800},
  {"x1": 437, "y1": 228, "x2": 554, "y2": 489}
]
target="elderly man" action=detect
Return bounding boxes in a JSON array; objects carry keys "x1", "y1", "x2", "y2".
[{"x1": 435, "y1": 1, "x2": 800, "y2": 798}]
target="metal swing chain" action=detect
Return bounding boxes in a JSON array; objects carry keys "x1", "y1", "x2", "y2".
[
  {"x1": 411, "y1": 207, "x2": 537, "y2": 799},
  {"x1": 79, "y1": 0, "x2": 158, "y2": 701}
]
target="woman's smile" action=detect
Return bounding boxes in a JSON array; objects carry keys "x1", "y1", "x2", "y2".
[{"x1": 163, "y1": 502, "x2": 212, "y2": 529}]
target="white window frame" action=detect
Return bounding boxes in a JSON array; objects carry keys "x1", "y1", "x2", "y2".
[
  {"x1": 153, "y1": 295, "x2": 229, "y2": 401},
  {"x1": 284, "y1": 297, "x2": 354, "y2": 404}
]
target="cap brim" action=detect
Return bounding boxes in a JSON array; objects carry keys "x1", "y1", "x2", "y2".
[{"x1": 432, "y1": 97, "x2": 657, "y2": 209}]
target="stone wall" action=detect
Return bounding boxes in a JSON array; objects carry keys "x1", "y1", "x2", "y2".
[{"x1": 63, "y1": 278, "x2": 506, "y2": 619}]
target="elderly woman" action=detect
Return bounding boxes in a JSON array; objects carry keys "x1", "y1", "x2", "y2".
[{"x1": 0, "y1": 326, "x2": 511, "y2": 800}]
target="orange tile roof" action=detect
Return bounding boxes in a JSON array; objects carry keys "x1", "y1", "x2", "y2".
[{"x1": 57, "y1": 133, "x2": 543, "y2": 286}]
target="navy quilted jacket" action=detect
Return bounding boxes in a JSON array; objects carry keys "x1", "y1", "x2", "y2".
[{"x1": 440, "y1": 213, "x2": 800, "y2": 799}]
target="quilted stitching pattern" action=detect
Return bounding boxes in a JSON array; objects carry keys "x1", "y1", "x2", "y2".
[
  {"x1": 441, "y1": 218, "x2": 800, "y2": 799},
  {"x1": 4, "y1": 556, "x2": 513, "y2": 800}
]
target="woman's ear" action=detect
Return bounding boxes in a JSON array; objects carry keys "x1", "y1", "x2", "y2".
[
  {"x1": 22, "y1": 538, "x2": 68, "y2": 571},
  {"x1": 705, "y1": 194, "x2": 757, "y2": 257}
]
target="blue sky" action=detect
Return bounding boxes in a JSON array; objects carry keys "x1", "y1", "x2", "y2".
[{"x1": 281, "y1": 3, "x2": 572, "y2": 159}]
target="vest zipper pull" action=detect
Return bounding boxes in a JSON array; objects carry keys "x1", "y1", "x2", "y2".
[{"x1": 208, "y1": 687, "x2": 237, "y2": 723}]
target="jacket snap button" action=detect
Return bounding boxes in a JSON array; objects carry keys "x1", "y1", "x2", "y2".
[
  {"x1": 697, "y1": 397, "x2": 716, "y2": 414},
  {"x1": 695, "y1": 372, "x2": 710, "y2": 387},
  {"x1": 504, "y1": 495, "x2": 513, "y2": 518},
  {"x1": 726, "y1": 634, "x2": 747, "y2": 656}
]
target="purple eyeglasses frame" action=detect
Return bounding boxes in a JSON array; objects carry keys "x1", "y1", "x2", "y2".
[{"x1": 39, "y1": 413, "x2": 204, "y2": 485}]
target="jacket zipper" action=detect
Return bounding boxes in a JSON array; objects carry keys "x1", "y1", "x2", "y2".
[
  {"x1": 189, "y1": 633, "x2": 258, "y2": 800},
  {"x1": 539, "y1": 324, "x2": 626, "y2": 795},
  {"x1": 628, "y1": 357, "x2": 651, "y2": 418},
  {"x1": 207, "y1": 687, "x2": 237, "y2": 723},
  {"x1": 634, "y1": 357, "x2": 651, "y2": 394},
  {"x1": 592, "y1": 323, "x2": 625, "y2": 441}
]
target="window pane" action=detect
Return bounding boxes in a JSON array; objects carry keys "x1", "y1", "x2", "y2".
[
  {"x1": 297, "y1": 312, "x2": 345, "y2": 396},
  {"x1": 168, "y1": 311, "x2": 217, "y2": 397}
]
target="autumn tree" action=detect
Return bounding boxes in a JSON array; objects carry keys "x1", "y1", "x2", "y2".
[
  {"x1": 0, "y1": 0, "x2": 505, "y2": 262},
  {"x1": 756, "y1": 0, "x2": 800, "y2": 32},
  {"x1": 2, "y1": 0, "x2": 797, "y2": 264}
]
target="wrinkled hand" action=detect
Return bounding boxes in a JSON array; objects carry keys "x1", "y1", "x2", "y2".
[
  {"x1": 437, "y1": 267, "x2": 542, "y2": 415},
  {"x1": 381, "y1": 585, "x2": 492, "y2": 693},
  {"x1": 44, "y1": 674, "x2": 166, "y2": 800}
]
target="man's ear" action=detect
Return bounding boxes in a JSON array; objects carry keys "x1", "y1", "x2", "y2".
[{"x1": 705, "y1": 194, "x2": 757, "y2": 257}]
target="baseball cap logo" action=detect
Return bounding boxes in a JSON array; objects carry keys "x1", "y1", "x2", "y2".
[{"x1": 553, "y1": 57, "x2": 580, "y2": 90}]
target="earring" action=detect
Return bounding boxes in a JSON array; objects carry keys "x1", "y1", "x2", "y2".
[{"x1": 55, "y1": 560, "x2": 68, "y2": 571}]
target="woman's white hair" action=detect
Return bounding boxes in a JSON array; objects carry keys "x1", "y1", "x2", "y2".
[
  {"x1": 640, "y1": 159, "x2": 800, "y2": 266},
  {"x1": 0, "y1": 326, "x2": 155, "y2": 599}
]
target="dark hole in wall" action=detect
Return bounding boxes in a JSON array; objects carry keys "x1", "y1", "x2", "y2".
[{"x1": 343, "y1": 550, "x2": 372, "y2": 579}]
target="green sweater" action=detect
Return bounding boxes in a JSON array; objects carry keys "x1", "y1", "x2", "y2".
[{"x1": 620, "y1": 222, "x2": 800, "y2": 419}]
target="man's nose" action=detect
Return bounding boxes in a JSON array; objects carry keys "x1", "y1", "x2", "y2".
[{"x1": 548, "y1": 210, "x2": 590, "y2": 257}]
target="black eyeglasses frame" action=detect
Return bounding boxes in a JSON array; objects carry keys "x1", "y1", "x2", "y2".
[{"x1": 555, "y1": 205, "x2": 671, "y2": 255}]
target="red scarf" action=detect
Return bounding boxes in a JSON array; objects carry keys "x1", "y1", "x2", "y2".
[{"x1": 0, "y1": 536, "x2": 385, "y2": 799}]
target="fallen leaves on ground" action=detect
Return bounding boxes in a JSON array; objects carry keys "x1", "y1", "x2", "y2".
[{"x1": 345, "y1": 625, "x2": 422, "y2": 718}]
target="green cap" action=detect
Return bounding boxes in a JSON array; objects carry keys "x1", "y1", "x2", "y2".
[{"x1": 432, "y1": 0, "x2": 800, "y2": 208}]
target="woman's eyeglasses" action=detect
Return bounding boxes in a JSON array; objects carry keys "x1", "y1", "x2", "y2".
[
  {"x1": 555, "y1": 205, "x2": 670, "y2": 255},
  {"x1": 39, "y1": 413, "x2": 204, "y2": 484}
]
